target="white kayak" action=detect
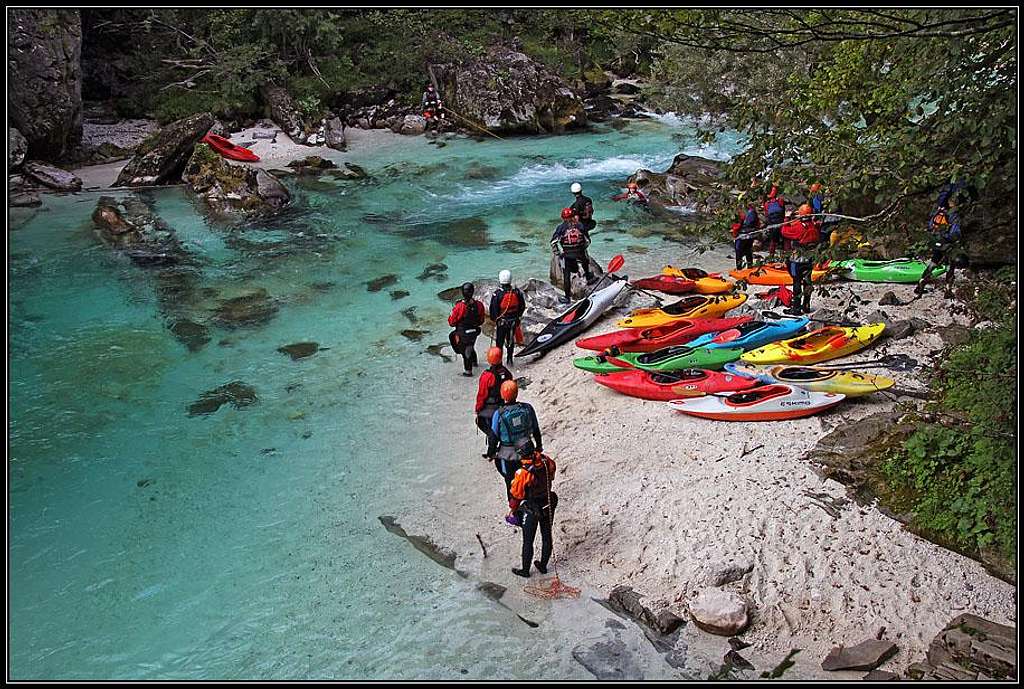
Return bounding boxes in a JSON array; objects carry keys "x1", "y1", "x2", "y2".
[
  {"x1": 516, "y1": 276, "x2": 630, "y2": 357},
  {"x1": 668, "y1": 383, "x2": 845, "y2": 421}
]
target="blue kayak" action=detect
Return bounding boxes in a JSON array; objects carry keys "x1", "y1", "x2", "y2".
[{"x1": 686, "y1": 316, "x2": 810, "y2": 352}]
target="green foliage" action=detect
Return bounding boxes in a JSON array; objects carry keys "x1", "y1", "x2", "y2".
[{"x1": 881, "y1": 277, "x2": 1017, "y2": 563}]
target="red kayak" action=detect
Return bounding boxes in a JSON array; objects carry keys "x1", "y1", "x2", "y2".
[
  {"x1": 632, "y1": 275, "x2": 698, "y2": 294},
  {"x1": 576, "y1": 316, "x2": 753, "y2": 353},
  {"x1": 594, "y1": 368, "x2": 759, "y2": 401},
  {"x1": 201, "y1": 133, "x2": 260, "y2": 162}
]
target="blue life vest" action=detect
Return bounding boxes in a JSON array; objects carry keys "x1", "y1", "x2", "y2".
[
  {"x1": 811, "y1": 194, "x2": 824, "y2": 214},
  {"x1": 766, "y1": 197, "x2": 785, "y2": 219},
  {"x1": 497, "y1": 403, "x2": 533, "y2": 446}
]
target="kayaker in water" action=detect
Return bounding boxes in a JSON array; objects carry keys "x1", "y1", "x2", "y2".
[
  {"x1": 491, "y1": 380, "x2": 543, "y2": 501},
  {"x1": 781, "y1": 203, "x2": 821, "y2": 315},
  {"x1": 730, "y1": 202, "x2": 760, "y2": 270},
  {"x1": 612, "y1": 181, "x2": 648, "y2": 205},
  {"x1": 762, "y1": 183, "x2": 787, "y2": 257},
  {"x1": 448, "y1": 282, "x2": 486, "y2": 376},
  {"x1": 508, "y1": 450, "x2": 558, "y2": 578},
  {"x1": 569, "y1": 182, "x2": 597, "y2": 234},
  {"x1": 551, "y1": 207, "x2": 595, "y2": 303},
  {"x1": 421, "y1": 84, "x2": 445, "y2": 135},
  {"x1": 489, "y1": 270, "x2": 526, "y2": 366},
  {"x1": 915, "y1": 196, "x2": 963, "y2": 298},
  {"x1": 476, "y1": 347, "x2": 513, "y2": 459}
]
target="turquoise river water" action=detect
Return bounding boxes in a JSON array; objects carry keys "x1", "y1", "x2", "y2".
[{"x1": 8, "y1": 117, "x2": 744, "y2": 679}]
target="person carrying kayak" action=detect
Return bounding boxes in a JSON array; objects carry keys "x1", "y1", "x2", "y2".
[
  {"x1": 569, "y1": 182, "x2": 597, "y2": 233},
  {"x1": 448, "y1": 282, "x2": 486, "y2": 376},
  {"x1": 781, "y1": 203, "x2": 821, "y2": 315},
  {"x1": 508, "y1": 450, "x2": 558, "y2": 579},
  {"x1": 489, "y1": 270, "x2": 526, "y2": 366},
  {"x1": 730, "y1": 203, "x2": 760, "y2": 270},
  {"x1": 612, "y1": 181, "x2": 648, "y2": 205},
  {"x1": 491, "y1": 380, "x2": 543, "y2": 501},
  {"x1": 762, "y1": 183, "x2": 787, "y2": 256},
  {"x1": 551, "y1": 207, "x2": 595, "y2": 303},
  {"x1": 476, "y1": 347, "x2": 514, "y2": 459},
  {"x1": 915, "y1": 196, "x2": 963, "y2": 298},
  {"x1": 421, "y1": 84, "x2": 445, "y2": 135}
]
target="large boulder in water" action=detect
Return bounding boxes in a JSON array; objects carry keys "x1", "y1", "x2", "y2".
[
  {"x1": 8, "y1": 9, "x2": 83, "y2": 159},
  {"x1": 182, "y1": 143, "x2": 290, "y2": 215},
  {"x1": 22, "y1": 160, "x2": 82, "y2": 191},
  {"x1": 432, "y1": 47, "x2": 585, "y2": 134},
  {"x1": 91, "y1": 194, "x2": 188, "y2": 266},
  {"x1": 629, "y1": 153, "x2": 731, "y2": 214},
  {"x1": 114, "y1": 112, "x2": 215, "y2": 187},
  {"x1": 549, "y1": 254, "x2": 606, "y2": 298}
]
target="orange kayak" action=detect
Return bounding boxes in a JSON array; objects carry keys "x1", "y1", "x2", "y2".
[{"x1": 729, "y1": 263, "x2": 830, "y2": 286}]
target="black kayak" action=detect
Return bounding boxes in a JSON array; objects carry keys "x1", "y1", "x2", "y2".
[{"x1": 516, "y1": 277, "x2": 630, "y2": 358}]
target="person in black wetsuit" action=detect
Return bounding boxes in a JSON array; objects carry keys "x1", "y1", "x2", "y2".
[
  {"x1": 489, "y1": 269, "x2": 526, "y2": 366},
  {"x1": 447, "y1": 282, "x2": 485, "y2": 376},
  {"x1": 421, "y1": 84, "x2": 445, "y2": 135},
  {"x1": 508, "y1": 450, "x2": 558, "y2": 578},
  {"x1": 570, "y1": 181, "x2": 596, "y2": 233},
  {"x1": 475, "y1": 347, "x2": 513, "y2": 459},
  {"x1": 781, "y1": 203, "x2": 822, "y2": 315},
  {"x1": 551, "y1": 207, "x2": 595, "y2": 303},
  {"x1": 731, "y1": 203, "x2": 760, "y2": 270}
]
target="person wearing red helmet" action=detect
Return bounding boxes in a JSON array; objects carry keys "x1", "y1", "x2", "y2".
[
  {"x1": 612, "y1": 180, "x2": 648, "y2": 205},
  {"x1": 550, "y1": 207, "x2": 594, "y2": 303},
  {"x1": 475, "y1": 346, "x2": 514, "y2": 460},
  {"x1": 490, "y1": 380, "x2": 543, "y2": 500},
  {"x1": 781, "y1": 203, "x2": 822, "y2": 315}
]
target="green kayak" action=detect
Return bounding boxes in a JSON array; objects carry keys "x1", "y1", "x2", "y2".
[
  {"x1": 833, "y1": 258, "x2": 946, "y2": 283},
  {"x1": 573, "y1": 345, "x2": 744, "y2": 374}
]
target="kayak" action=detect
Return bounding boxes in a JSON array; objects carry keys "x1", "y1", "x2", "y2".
[
  {"x1": 660, "y1": 266, "x2": 734, "y2": 294},
  {"x1": 201, "y1": 133, "x2": 260, "y2": 162},
  {"x1": 685, "y1": 316, "x2": 809, "y2": 352},
  {"x1": 631, "y1": 275, "x2": 698, "y2": 294},
  {"x1": 573, "y1": 345, "x2": 743, "y2": 374},
  {"x1": 516, "y1": 277, "x2": 629, "y2": 357},
  {"x1": 668, "y1": 384, "x2": 845, "y2": 421},
  {"x1": 724, "y1": 362, "x2": 895, "y2": 397},
  {"x1": 594, "y1": 368, "x2": 759, "y2": 401},
  {"x1": 832, "y1": 258, "x2": 946, "y2": 283},
  {"x1": 616, "y1": 292, "x2": 748, "y2": 328},
  {"x1": 741, "y1": 323, "x2": 886, "y2": 365},
  {"x1": 575, "y1": 316, "x2": 753, "y2": 353},
  {"x1": 729, "y1": 263, "x2": 830, "y2": 286}
]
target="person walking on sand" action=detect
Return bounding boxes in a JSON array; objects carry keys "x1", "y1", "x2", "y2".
[
  {"x1": 551, "y1": 207, "x2": 595, "y2": 304},
  {"x1": 489, "y1": 270, "x2": 526, "y2": 366},
  {"x1": 476, "y1": 347, "x2": 513, "y2": 460},
  {"x1": 448, "y1": 282, "x2": 486, "y2": 376},
  {"x1": 491, "y1": 380, "x2": 543, "y2": 501},
  {"x1": 507, "y1": 450, "x2": 558, "y2": 579}
]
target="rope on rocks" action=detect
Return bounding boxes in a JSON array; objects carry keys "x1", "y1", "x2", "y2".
[{"x1": 524, "y1": 575, "x2": 580, "y2": 600}]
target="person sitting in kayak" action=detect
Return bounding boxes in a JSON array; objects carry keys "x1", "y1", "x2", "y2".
[
  {"x1": 915, "y1": 196, "x2": 963, "y2": 298},
  {"x1": 781, "y1": 203, "x2": 821, "y2": 315},
  {"x1": 476, "y1": 347, "x2": 514, "y2": 460},
  {"x1": 612, "y1": 181, "x2": 648, "y2": 205},
  {"x1": 762, "y1": 183, "x2": 787, "y2": 256},
  {"x1": 730, "y1": 203, "x2": 760, "y2": 270},
  {"x1": 491, "y1": 380, "x2": 543, "y2": 501},
  {"x1": 508, "y1": 450, "x2": 558, "y2": 578},
  {"x1": 421, "y1": 84, "x2": 445, "y2": 135},
  {"x1": 448, "y1": 282, "x2": 486, "y2": 376},
  {"x1": 570, "y1": 182, "x2": 597, "y2": 233},
  {"x1": 489, "y1": 270, "x2": 526, "y2": 366},
  {"x1": 551, "y1": 207, "x2": 595, "y2": 303}
]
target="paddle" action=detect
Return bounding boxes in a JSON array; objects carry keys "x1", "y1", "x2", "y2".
[{"x1": 581, "y1": 254, "x2": 626, "y2": 299}]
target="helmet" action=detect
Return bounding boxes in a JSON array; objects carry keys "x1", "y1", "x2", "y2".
[
  {"x1": 561, "y1": 207, "x2": 575, "y2": 220},
  {"x1": 461, "y1": 282, "x2": 475, "y2": 299},
  {"x1": 627, "y1": 181, "x2": 638, "y2": 190},
  {"x1": 570, "y1": 182, "x2": 583, "y2": 194},
  {"x1": 798, "y1": 204, "x2": 813, "y2": 217},
  {"x1": 809, "y1": 183, "x2": 822, "y2": 193},
  {"x1": 500, "y1": 380, "x2": 519, "y2": 402},
  {"x1": 427, "y1": 84, "x2": 434, "y2": 91},
  {"x1": 498, "y1": 269, "x2": 511, "y2": 285},
  {"x1": 487, "y1": 347, "x2": 503, "y2": 366}
]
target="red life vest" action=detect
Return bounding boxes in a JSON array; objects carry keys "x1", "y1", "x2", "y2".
[{"x1": 499, "y1": 289, "x2": 522, "y2": 316}]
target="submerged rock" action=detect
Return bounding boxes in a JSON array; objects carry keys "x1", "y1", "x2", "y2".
[
  {"x1": 401, "y1": 307, "x2": 418, "y2": 323},
  {"x1": 366, "y1": 274, "x2": 399, "y2": 292},
  {"x1": 213, "y1": 288, "x2": 278, "y2": 328},
  {"x1": 188, "y1": 381, "x2": 258, "y2": 416},
  {"x1": 390, "y1": 290, "x2": 410, "y2": 301},
  {"x1": 277, "y1": 342, "x2": 320, "y2": 360},
  {"x1": 572, "y1": 635, "x2": 644, "y2": 681},
  {"x1": 688, "y1": 588, "x2": 750, "y2": 636},
  {"x1": 286, "y1": 155, "x2": 337, "y2": 174},
  {"x1": 114, "y1": 112, "x2": 215, "y2": 187},
  {"x1": 497, "y1": 240, "x2": 530, "y2": 254},
  {"x1": 425, "y1": 343, "x2": 453, "y2": 363},
  {"x1": 401, "y1": 329, "x2": 428, "y2": 342},
  {"x1": 464, "y1": 161, "x2": 501, "y2": 180},
  {"x1": 92, "y1": 195, "x2": 188, "y2": 267},
  {"x1": 821, "y1": 639, "x2": 897, "y2": 672},
  {"x1": 378, "y1": 515, "x2": 466, "y2": 576},
  {"x1": 168, "y1": 319, "x2": 210, "y2": 353},
  {"x1": 417, "y1": 263, "x2": 449, "y2": 281},
  {"x1": 22, "y1": 161, "x2": 83, "y2": 191}
]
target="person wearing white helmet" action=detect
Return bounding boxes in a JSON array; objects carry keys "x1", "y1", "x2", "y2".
[
  {"x1": 489, "y1": 269, "x2": 526, "y2": 365},
  {"x1": 569, "y1": 182, "x2": 596, "y2": 233}
]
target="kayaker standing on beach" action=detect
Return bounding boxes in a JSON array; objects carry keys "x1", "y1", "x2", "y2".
[
  {"x1": 551, "y1": 208, "x2": 595, "y2": 303},
  {"x1": 491, "y1": 380, "x2": 543, "y2": 501},
  {"x1": 781, "y1": 203, "x2": 821, "y2": 315},
  {"x1": 762, "y1": 183, "x2": 787, "y2": 256},
  {"x1": 448, "y1": 282, "x2": 486, "y2": 376},
  {"x1": 569, "y1": 182, "x2": 596, "y2": 234},
  {"x1": 731, "y1": 202, "x2": 760, "y2": 270},
  {"x1": 915, "y1": 196, "x2": 963, "y2": 298},
  {"x1": 489, "y1": 270, "x2": 526, "y2": 366},
  {"x1": 421, "y1": 84, "x2": 445, "y2": 135},
  {"x1": 475, "y1": 347, "x2": 513, "y2": 459},
  {"x1": 508, "y1": 450, "x2": 558, "y2": 579}
]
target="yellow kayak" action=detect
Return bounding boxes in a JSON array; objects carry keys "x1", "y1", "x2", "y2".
[
  {"x1": 660, "y1": 266, "x2": 734, "y2": 294},
  {"x1": 617, "y1": 292, "x2": 748, "y2": 328},
  {"x1": 725, "y1": 362, "x2": 895, "y2": 396},
  {"x1": 740, "y1": 323, "x2": 886, "y2": 365}
]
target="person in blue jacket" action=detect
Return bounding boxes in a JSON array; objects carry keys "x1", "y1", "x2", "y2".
[
  {"x1": 915, "y1": 196, "x2": 963, "y2": 298},
  {"x1": 491, "y1": 380, "x2": 543, "y2": 501}
]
